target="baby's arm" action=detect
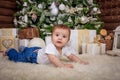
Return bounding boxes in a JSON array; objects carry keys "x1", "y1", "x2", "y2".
[
  {"x1": 47, "y1": 54, "x2": 73, "y2": 68},
  {"x1": 68, "y1": 54, "x2": 89, "y2": 65}
]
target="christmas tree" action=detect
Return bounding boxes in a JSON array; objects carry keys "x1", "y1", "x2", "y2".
[{"x1": 14, "y1": 0, "x2": 103, "y2": 39}]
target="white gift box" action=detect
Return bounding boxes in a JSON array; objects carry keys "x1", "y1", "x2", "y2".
[
  {"x1": 87, "y1": 43, "x2": 100, "y2": 55},
  {"x1": 19, "y1": 39, "x2": 30, "y2": 47},
  {"x1": 82, "y1": 43, "x2": 106, "y2": 55},
  {"x1": 70, "y1": 29, "x2": 96, "y2": 53},
  {"x1": 45, "y1": 29, "x2": 96, "y2": 53},
  {"x1": 45, "y1": 36, "x2": 51, "y2": 45},
  {"x1": 0, "y1": 28, "x2": 18, "y2": 37},
  {"x1": 100, "y1": 43, "x2": 106, "y2": 55},
  {"x1": 0, "y1": 36, "x2": 19, "y2": 51}
]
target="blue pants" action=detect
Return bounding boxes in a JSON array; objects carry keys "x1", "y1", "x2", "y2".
[{"x1": 6, "y1": 47, "x2": 41, "y2": 63}]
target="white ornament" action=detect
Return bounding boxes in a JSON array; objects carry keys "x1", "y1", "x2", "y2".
[
  {"x1": 68, "y1": 17, "x2": 72, "y2": 22},
  {"x1": 40, "y1": 29, "x2": 45, "y2": 31},
  {"x1": 93, "y1": 7, "x2": 98, "y2": 12},
  {"x1": 28, "y1": 38, "x2": 45, "y2": 48},
  {"x1": 81, "y1": 16, "x2": 89, "y2": 24},
  {"x1": 13, "y1": 17, "x2": 18, "y2": 26},
  {"x1": 50, "y1": 2, "x2": 58, "y2": 15},
  {"x1": 23, "y1": 2, "x2": 27, "y2": 7},
  {"x1": 24, "y1": 14, "x2": 28, "y2": 23},
  {"x1": 50, "y1": 16, "x2": 56, "y2": 21},
  {"x1": 51, "y1": 8, "x2": 58, "y2": 15},
  {"x1": 22, "y1": 8, "x2": 26, "y2": 14},
  {"x1": 38, "y1": 4, "x2": 43, "y2": 9},
  {"x1": 92, "y1": 7, "x2": 101, "y2": 14},
  {"x1": 50, "y1": 2, "x2": 56, "y2": 9},
  {"x1": 58, "y1": 20, "x2": 63, "y2": 24},
  {"x1": 95, "y1": 24, "x2": 101, "y2": 29},
  {"x1": 59, "y1": 3, "x2": 66, "y2": 11}
]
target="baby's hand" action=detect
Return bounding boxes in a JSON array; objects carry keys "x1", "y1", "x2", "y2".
[
  {"x1": 64, "y1": 64, "x2": 74, "y2": 68},
  {"x1": 79, "y1": 61, "x2": 89, "y2": 65},
  {"x1": 33, "y1": 49, "x2": 39, "y2": 53}
]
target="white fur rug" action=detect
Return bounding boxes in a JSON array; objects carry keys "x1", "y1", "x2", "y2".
[{"x1": 0, "y1": 53, "x2": 120, "y2": 80}]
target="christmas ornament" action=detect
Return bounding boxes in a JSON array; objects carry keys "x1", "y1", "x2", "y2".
[
  {"x1": 13, "y1": 17, "x2": 18, "y2": 27},
  {"x1": 68, "y1": 17, "x2": 72, "y2": 22},
  {"x1": 93, "y1": 7, "x2": 98, "y2": 12},
  {"x1": 51, "y1": 8, "x2": 58, "y2": 15},
  {"x1": 50, "y1": 2, "x2": 58, "y2": 15},
  {"x1": 59, "y1": 3, "x2": 66, "y2": 11},
  {"x1": 81, "y1": 16, "x2": 89, "y2": 24},
  {"x1": 31, "y1": 13, "x2": 37, "y2": 23},
  {"x1": 58, "y1": 20, "x2": 63, "y2": 24},
  {"x1": 50, "y1": 16, "x2": 56, "y2": 21},
  {"x1": 38, "y1": 4, "x2": 43, "y2": 9},
  {"x1": 23, "y1": 2, "x2": 27, "y2": 7},
  {"x1": 24, "y1": 14, "x2": 28, "y2": 23}
]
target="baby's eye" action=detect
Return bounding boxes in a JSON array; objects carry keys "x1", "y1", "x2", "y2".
[
  {"x1": 63, "y1": 35, "x2": 66, "y2": 38},
  {"x1": 55, "y1": 34, "x2": 59, "y2": 36}
]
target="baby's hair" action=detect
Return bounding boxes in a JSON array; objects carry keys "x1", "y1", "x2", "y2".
[{"x1": 52, "y1": 24, "x2": 71, "y2": 38}]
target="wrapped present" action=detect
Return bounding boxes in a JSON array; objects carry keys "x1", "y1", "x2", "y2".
[
  {"x1": 45, "y1": 36, "x2": 51, "y2": 45},
  {"x1": 100, "y1": 43, "x2": 106, "y2": 54},
  {"x1": 0, "y1": 36, "x2": 19, "y2": 51},
  {"x1": 19, "y1": 39, "x2": 30, "y2": 47},
  {"x1": 0, "y1": 28, "x2": 18, "y2": 37},
  {"x1": 87, "y1": 43, "x2": 100, "y2": 55},
  {"x1": 81, "y1": 43, "x2": 106, "y2": 55},
  {"x1": 45, "y1": 29, "x2": 96, "y2": 53},
  {"x1": 18, "y1": 27, "x2": 39, "y2": 39},
  {"x1": 70, "y1": 29, "x2": 96, "y2": 53}
]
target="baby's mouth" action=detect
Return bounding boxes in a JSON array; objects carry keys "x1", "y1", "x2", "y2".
[{"x1": 57, "y1": 41, "x2": 62, "y2": 43}]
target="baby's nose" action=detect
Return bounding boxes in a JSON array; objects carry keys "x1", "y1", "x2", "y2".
[{"x1": 58, "y1": 36, "x2": 62, "y2": 39}]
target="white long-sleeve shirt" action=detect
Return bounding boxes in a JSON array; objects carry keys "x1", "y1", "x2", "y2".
[{"x1": 37, "y1": 42, "x2": 77, "y2": 64}]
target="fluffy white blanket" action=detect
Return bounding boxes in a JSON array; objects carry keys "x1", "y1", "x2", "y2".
[{"x1": 0, "y1": 53, "x2": 120, "y2": 80}]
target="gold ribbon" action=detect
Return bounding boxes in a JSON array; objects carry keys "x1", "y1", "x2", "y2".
[{"x1": 78, "y1": 29, "x2": 89, "y2": 53}]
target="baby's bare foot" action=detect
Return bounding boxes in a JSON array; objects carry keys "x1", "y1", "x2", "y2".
[{"x1": 2, "y1": 51, "x2": 6, "y2": 57}]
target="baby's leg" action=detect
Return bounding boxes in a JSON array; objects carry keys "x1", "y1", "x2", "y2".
[
  {"x1": 5, "y1": 48, "x2": 22, "y2": 62},
  {"x1": 23, "y1": 47, "x2": 41, "y2": 63},
  {"x1": 2, "y1": 51, "x2": 6, "y2": 56},
  {"x1": 2, "y1": 48, "x2": 13, "y2": 57}
]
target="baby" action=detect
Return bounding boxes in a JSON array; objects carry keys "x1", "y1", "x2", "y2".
[{"x1": 3, "y1": 24, "x2": 88, "y2": 68}]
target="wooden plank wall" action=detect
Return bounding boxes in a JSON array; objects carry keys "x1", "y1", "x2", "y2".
[
  {"x1": 0, "y1": 0, "x2": 119, "y2": 32},
  {"x1": 0, "y1": 0, "x2": 17, "y2": 28},
  {"x1": 97, "y1": 0, "x2": 120, "y2": 32}
]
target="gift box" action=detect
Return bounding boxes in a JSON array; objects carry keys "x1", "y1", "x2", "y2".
[
  {"x1": 0, "y1": 28, "x2": 18, "y2": 37},
  {"x1": 18, "y1": 27, "x2": 39, "y2": 39},
  {"x1": 82, "y1": 43, "x2": 106, "y2": 55},
  {"x1": 19, "y1": 39, "x2": 30, "y2": 47},
  {"x1": 45, "y1": 29, "x2": 96, "y2": 53},
  {"x1": 70, "y1": 29, "x2": 96, "y2": 53},
  {"x1": 0, "y1": 36, "x2": 19, "y2": 51},
  {"x1": 99, "y1": 39, "x2": 113, "y2": 50}
]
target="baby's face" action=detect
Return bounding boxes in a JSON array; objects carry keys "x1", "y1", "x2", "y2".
[{"x1": 52, "y1": 28, "x2": 70, "y2": 49}]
